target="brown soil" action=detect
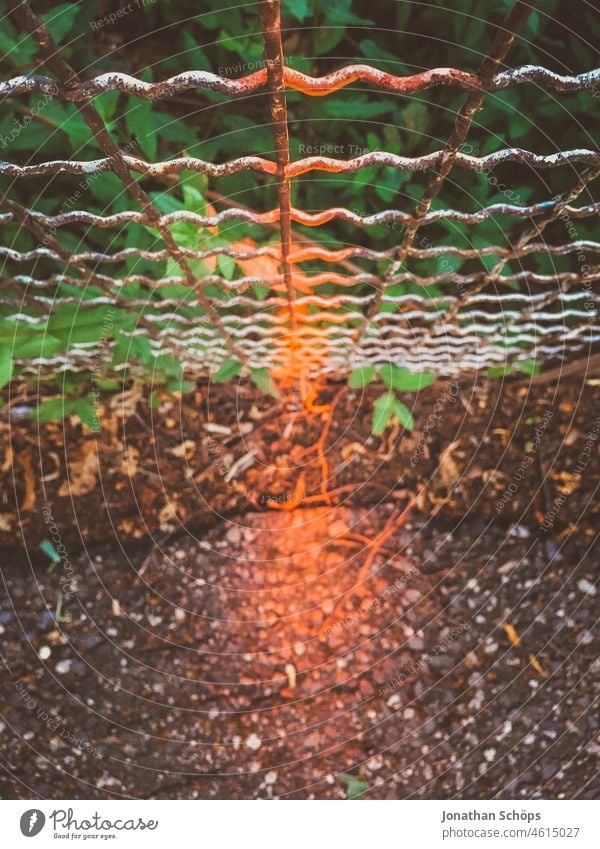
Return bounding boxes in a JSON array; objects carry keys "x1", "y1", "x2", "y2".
[
  {"x1": 0, "y1": 372, "x2": 598, "y2": 799},
  {"x1": 2, "y1": 373, "x2": 599, "y2": 556}
]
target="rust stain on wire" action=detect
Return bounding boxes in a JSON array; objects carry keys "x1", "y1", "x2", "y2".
[
  {"x1": 2, "y1": 66, "x2": 599, "y2": 100},
  {"x1": 258, "y1": 0, "x2": 300, "y2": 381}
]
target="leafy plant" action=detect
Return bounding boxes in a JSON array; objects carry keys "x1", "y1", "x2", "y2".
[
  {"x1": 348, "y1": 364, "x2": 436, "y2": 435},
  {"x1": 0, "y1": 0, "x2": 595, "y2": 417}
]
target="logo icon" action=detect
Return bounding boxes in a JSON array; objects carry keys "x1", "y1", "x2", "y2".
[{"x1": 20, "y1": 810, "x2": 46, "y2": 837}]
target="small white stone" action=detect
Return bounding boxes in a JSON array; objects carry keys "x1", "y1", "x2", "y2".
[
  {"x1": 245, "y1": 733, "x2": 262, "y2": 751},
  {"x1": 498, "y1": 560, "x2": 519, "y2": 575},
  {"x1": 226, "y1": 526, "x2": 242, "y2": 544},
  {"x1": 264, "y1": 771, "x2": 277, "y2": 785},
  {"x1": 38, "y1": 645, "x2": 51, "y2": 660},
  {"x1": 577, "y1": 578, "x2": 597, "y2": 596},
  {"x1": 55, "y1": 659, "x2": 71, "y2": 675},
  {"x1": 483, "y1": 747, "x2": 496, "y2": 762},
  {"x1": 508, "y1": 524, "x2": 530, "y2": 538}
]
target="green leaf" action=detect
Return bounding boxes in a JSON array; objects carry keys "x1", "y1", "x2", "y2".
[
  {"x1": 33, "y1": 397, "x2": 69, "y2": 422},
  {"x1": 372, "y1": 392, "x2": 396, "y2": 436},
  {"x1": 125, "y1": 99, "x2": 157, "y2": 160},
  {"x1": 48, "y1": 305, "x2": 117, "y2": 345},
  {"x1": 320, "y1": 95, "x2": 392, "y2": 120},
  {"x1": 8, "y1": 332, "x2": 62, "y2": 360},
  {"x1": 487, "y1": 364, "x2": 513, "y2": 379},
  {"x1": 213, "y1": 359, "x2": 242, "y2": 383},
  {"x1": 42, "y1": 3, "x2": 80, "y2": 43},
  {"x1": 43, "y1": 102, "x2": 93, "y2": 149},
  {"x1": 0, "y1": 25, "x2": 36, "y2": 66},
  {"x1": 393, "y1": 399, "x2": 414, "y2": 431},
  {"x1": 283, "y1": 0, "x2": 311, "y2": 21},
  {"x1": 401, "y1": 101, "x2": 429, "y2": 152},
  {"x1": 40, "y1": 539, "x2": 61, "y2": 564},
  {"x1": 348, "y1": 365, "x2": 375, "y2": 388},
  {"x1": 338, "y1": 772, "x2": 370, "y2": 800},
  {"x1": 217, "y1": 253, "x2": 236, "y2": 280},
  {"x1": 71, "y1": 398, "x2": 98, "y2": 430},
  {"x1": 378, "y1": 364, "x2": 436, "y2": 392},
  {"x1": 250, "y1": 367, "x2": 280, "y2": 398},
  {"x1": 0, "y1": 348, "x2": 13, "y2": 389},
  {"x1": 93, "y1": 91, "x2": 120, "y2": 126},
  {"x1": 518, "y1": 360, "x2": 540, "y2": 376},
  {"x1": 252, "y1": 284, "x2": 271, "y2": 301}
]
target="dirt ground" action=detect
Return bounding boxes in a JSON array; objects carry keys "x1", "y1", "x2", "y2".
[{"x1": 0, "y1": 372, "x2": 599, "y2": 798}]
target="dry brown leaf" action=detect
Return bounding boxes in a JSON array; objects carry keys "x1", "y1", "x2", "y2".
[
  {"x1": 1, "y1": 444, "x2": 13, "y2": 473},
  {"x1": 341, "y1": 442, "x2": 367, "y2": 461},
  {"x1": 529, "y1": 653, "x2": 548, "y2": 677},
  {"x1": 168, "y1": 439, "x2": 196, "y2": 459},
  {"x1": 110, "y1": 382, "x2": 143, "y2": 419},
  {"x1": 285, "y1": 662, "x2": 297, "y2": 689},
  {"x1": 17, "y1": 450, "x2": 36, "y2": 511},
  {"x1": 438, "y1": 440, "x2": 461, "y2": 489},
  {"x1": 503, "y1": 623, "x2": 521, "y2": 647},
  {"x1": 119, "y1": 445, "x2": 139, "y2": 478},
  {"x1": 159, "y1": 500, "x2": 178, "y2": 525},
  {"x1": 58, "y1": 441, "x2": 99, "y2": 496}
]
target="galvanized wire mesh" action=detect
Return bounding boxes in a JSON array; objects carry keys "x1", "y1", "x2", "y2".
[{"x1": 1, "y1": 0, "x2": 599, "y2": 382}]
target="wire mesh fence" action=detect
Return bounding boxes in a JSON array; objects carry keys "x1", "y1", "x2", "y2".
[{"x1": 1, "y1": 0, "x2": 599, "y2": 388}]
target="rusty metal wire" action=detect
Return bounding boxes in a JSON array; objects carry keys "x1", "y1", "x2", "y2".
[
  {"x1": 1, "y1": 0, "x2": 599, "y2": 383},
  {"x1": 1, "y1": 65, "x2": 599, "y2": 100}
]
